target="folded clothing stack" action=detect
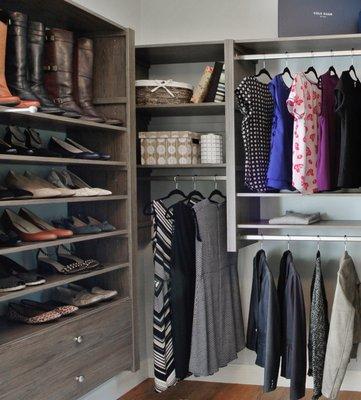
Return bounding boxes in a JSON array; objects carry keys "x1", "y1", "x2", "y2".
[
  {"x1": 269, "y1": 211, "x2": 321, "y2": 225},
  {"x1": 200, "y1": 133, "x2": 223, "y2": 164}
]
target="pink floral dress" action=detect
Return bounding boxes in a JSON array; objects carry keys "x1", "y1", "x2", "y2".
[{"x1": 287, "y1": 73, "x2": 322, "y2": 194}]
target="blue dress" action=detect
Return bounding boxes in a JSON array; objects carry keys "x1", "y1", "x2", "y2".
[{"x1": 267, "y1": 75, "x2": 294, "y2": 190}]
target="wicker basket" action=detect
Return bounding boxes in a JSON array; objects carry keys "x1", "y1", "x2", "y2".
[{"x1": 136, "y1": 80, "x2": 193, "y2": 105}]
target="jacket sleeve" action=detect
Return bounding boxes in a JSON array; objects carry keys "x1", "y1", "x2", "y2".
[
  {"x1": 263, "y1": 275, "x2": 281, "y2": 392},
  {"x1": 322, "y1": 283, "x2": 355, "y2": 399}
]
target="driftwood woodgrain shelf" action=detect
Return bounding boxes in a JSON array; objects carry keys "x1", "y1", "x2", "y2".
[{"x1": 0, "y1": 1, "x2": 138, "y2": 399}]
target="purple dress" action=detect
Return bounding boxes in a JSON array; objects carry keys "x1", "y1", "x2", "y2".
[
  {"x1": 266, "y1": 75, "x2": 293, "y2": 190},
  {"x1": 318, "y1": 72, "x2": 340, "y2": 191}
]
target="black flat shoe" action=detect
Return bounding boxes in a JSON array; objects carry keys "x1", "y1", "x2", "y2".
[
  {"x1": 4, "y1": 126, "x2": 35, "y2": 156},
  {"x1": 0, "y1": 138, "x2": 17, "y2": 155},
  {"x1": 0, "y1": 229, "x2": 22, "y2": 246},
  {"x1": 0, "y1": 255, "x2": 46, "y2": 286},
  {"x1": 65, "y1": 138, "x2": 110, "y2": 160},
  {"x1": 23, "y1": 128, "x2": 60, "y2": 157},
  {"x1": 48, "y1": 137, "x2": 100, "y2": 159}
]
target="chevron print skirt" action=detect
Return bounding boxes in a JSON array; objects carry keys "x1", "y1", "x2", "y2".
[{"x1": 151, "y1": 200, "x2": 176, "y2": 392}]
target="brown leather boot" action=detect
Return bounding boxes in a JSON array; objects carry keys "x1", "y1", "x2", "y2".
[
  {"x1": 43, "y1": 28, "x2": 82, "y2": 118},
  {"x1": 74, "y1": 37, "x2": 124, "y2": 126},
  {"x1": 0, "y1": 14, "x2": 20, "y2": 106},
  {"x1": 74, "y1": 38, "x2": 104, "y2": 123}
]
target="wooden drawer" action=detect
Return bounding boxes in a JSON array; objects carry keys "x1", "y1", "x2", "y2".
[{"x1": 0, "y1": 299, "x2": 133, "y2": 400}]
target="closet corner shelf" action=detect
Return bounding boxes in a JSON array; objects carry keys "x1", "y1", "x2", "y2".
[
  {"x1": 237, "y1": 220, "x2": 361, "y2": 230},
  {"x1": 0, "y1": 229, "x2": 128, "y2": 256},
  {"x1": 137, "y1": 163, "x2": 226, "y2": 169},
  {"x1": 0, "y1": 296, "x2": 131, "y2": 349},
  {"x1": 0, "y1": 195, "x2": 128, "y2": 207},
  {"x1": 0, "y1": 107, "x2": 127, "y2": 134},
  {"x1": 136, "y1": 102, "x2": 225, "y2": 117},
  {"x1": 0, "y1": 262, "x2": 129, "y2": 303},
  {"x1": 0, "y1": 154, "x2": 127, "y2": 168}
]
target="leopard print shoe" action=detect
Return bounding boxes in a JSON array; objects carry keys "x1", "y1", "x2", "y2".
[{"x1": 6, "y1": 302, "x2": 61, "y2": 324}]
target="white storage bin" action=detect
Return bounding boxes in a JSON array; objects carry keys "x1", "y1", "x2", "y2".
[{"x1": 200, "y1": 133, "x2": 223, "y2": 164}]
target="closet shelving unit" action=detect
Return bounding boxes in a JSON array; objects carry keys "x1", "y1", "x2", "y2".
[
  {"x1": 0, "y1": 1, "x2": 138, "y2": 400},
  {"x1": 227, "y1": 35, "x2": 361, "y2": 251},
  {"x1": 136, "y1": 41, "x2": 228, "y2": 233}
]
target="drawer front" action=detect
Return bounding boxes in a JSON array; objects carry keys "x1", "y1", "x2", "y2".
[{"x1": 0, "y1": 300, "x2": 133, "y2": 400}]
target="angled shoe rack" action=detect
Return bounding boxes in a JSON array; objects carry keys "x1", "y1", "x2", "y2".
[{"x1": 0, "y1": 1, "x2": 138, "y2": 400}]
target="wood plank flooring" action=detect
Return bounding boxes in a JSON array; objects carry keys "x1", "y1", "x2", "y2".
[{"x1": 119, "y1": 379, "x2": 361, "y2": 400}]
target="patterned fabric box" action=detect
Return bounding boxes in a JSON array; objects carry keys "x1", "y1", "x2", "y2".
[
  {"x1": 139, "y1": 131, "x2": 201, "y2": 165},
  {"x1": 200, "y1": 133, "x2": 223, "y2": 164}
]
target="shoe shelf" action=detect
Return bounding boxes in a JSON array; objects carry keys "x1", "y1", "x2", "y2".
[
  {"x1": 0, "y1": 229, "x2": 128, "y2": 256},
  {"x1": 0, "y1": 194, "x2": 128, "y2": 207},
  {"x1": 0, "y1": 107, "x2": 127, "y2": 134},
  {"x1": 0, "y1": 296, "x2": 131, "y2": 348},
  {"x1": 136, "y1": 102, "x2": 225, "y2": 117},
  {"x1": 0, "y1": 154, "x2": 127, "y2": 168},
  {"x1": 0, "y1": 262, "x2": 129, "y2": 303}
]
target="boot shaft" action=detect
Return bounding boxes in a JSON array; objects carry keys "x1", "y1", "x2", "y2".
[
  {"x1": 44, "y1": 28, "x2": 75, "y2": 102},
  {"x1": 74, "y1": 37, "x2": 93, "y2": 104},
  {"x1": 6, "y1": 11, "x2": 30, "y2": 90},
  {"x1": 27, "y1": 21, "x2": 45, "y2": 89}
]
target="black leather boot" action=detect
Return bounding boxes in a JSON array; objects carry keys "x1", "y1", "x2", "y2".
[
  {"x1": 5, "y1": 12, "x2": 40, "y2": 106},
  {"x1": 27, "y1": 21, "x2": 63, "y2": 115}
]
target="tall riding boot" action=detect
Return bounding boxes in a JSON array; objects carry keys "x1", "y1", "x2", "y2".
[
  {"x1": 43, "y1": 28, "x2": 82, "y2": 118},
  {"x1": 74, "y1": 38, "x2": 104, "y2": 123},
  {"x1": 27, "y1": 21, "x2": 63, "y2": 115},
  {"x1": 5, "y1": 12, "x2": 40, "y2": 108},
  {"x1": 74, "y1": 37, "x2": 124, "y2": 126},
  {"x1": 0, "y1": 12, "x2": 20, "y2": 106}
]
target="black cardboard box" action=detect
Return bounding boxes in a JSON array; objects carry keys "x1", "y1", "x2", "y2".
[{"x1": 279, "y1": 0, "x2": 361, "y2": 37}]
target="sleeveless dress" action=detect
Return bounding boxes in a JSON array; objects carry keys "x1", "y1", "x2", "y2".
[
  {"x1": 189, "y1": 199, "x2": 245, "y2": 376},
  {"x1": 151, "y1": 200, "x2": 176, "y2": 392}
]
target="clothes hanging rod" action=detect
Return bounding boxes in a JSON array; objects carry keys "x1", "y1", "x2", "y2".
[
  {"x1": 139, "y1": 175, "x2": 227, "y2": 181},
  {"x1": 235, "y1": 49, "x2": 361, "y2": 61},
  {"x1": 240, "y1": 234, "x2": 360, "y2": 243}
]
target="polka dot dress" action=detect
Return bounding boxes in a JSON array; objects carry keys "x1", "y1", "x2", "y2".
[{"x1": 235, "y1": 76, "x2": 274, "y2": 192}]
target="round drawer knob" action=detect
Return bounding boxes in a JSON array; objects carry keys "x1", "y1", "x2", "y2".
[
  {"x1": 73, "y1": 335, "x2": 83, "y2": 344},
  {"x1": 76, "y1": 375, "x2": 85, "y2": 383}
]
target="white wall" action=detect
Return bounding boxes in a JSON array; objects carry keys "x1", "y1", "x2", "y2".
[{"x1": 139, "y1": 0, "x2": 278, "y2": 44}]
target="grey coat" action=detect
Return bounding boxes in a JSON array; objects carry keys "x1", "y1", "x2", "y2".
[
  {"x1": 322, "y1": 252, "x2": 361, "y2": 399},
  {"x1": 247, "y1": 249, "x2": 280, "y2": 393}
]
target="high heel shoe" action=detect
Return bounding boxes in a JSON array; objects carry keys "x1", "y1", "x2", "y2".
[
  {"x1": 65, "y1": 138, "x2": 110, "y2": 160},
  {"x1": 5, "y1": 170, "x2": 62, "y2": 198},
  {"x1": 1, "y1": 209, "x2": 57, "y2": 242},
  {"x1": 18, "y1": 207, "x2": 73, "y2": 238},
  {"x1": 0, "y1": 229, "x2": 22, "y2": 246},
  {"x1": 23, "y1": 171, "x2": 75, "y2": 197},
  {"x1": 52, "y1": 216, "x2": 102, "y2": 235},
  {"x1": 57, "y1": 244, "x2": 100, "y2": 270},
  {"x1": 4, "y1": 126, "x2": 34, "y2": 155},
  {"x1": 23, "y1": 128, "x2": 60, "y2": 157},
  {"x1": 61, "y1": 170, "x2": 112, "y2": 196},
  {"x1": 48, "y1": 136, "x2": 100, "y2": 159},
  {"x1": 78, "y1": 215, "x2": 116, "y2": 232}
]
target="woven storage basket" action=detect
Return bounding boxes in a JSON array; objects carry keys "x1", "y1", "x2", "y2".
[
  {"x1": 136, "y1": 80, "x2": 193, "y2": 105},
  {"x1": 139, "y1": 131, "x2": 200, "y2": 165}
]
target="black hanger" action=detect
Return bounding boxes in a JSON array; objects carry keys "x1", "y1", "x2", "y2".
[
  {"x1": 282, "y1": 66, "x2": 294, "y2": 81},
  {"x1": 349, "y1": 64, "x2": 360, "y2": 82},
  {"x1": 304, "y1": 65, "x2": 319, "y2": 81},
  {"x1": 143, "y1": 177, "x2": 187, "y2": 216},
  {"x1": 185, "y1": 176, "x2": 205, "y2": 203},
  {"x1": 255, "y1": 67, "x2": 272, "y2": 81},
  {"x1": 328, "y1": 65, "x2": 338, "y2": 77},
  {"x1": 254, "y1": 56, "x2": 272, "y2": 81},
  {"x1": 208, "y1": 176, "x2": 226, "y2": 203}
]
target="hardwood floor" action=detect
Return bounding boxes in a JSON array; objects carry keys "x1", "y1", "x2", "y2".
[{"x1": 119, "y1": 379, "x2": 361, "y2": 400}]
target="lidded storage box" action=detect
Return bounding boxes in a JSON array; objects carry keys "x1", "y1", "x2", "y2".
[
  {"x1": 136, "y1": 80, "x2": 193, "y2": 105},
  {"x1": 200, "y1": 133, "x2": 223, "y2": 164},
  {"x1": 139, "y1": 131, "x2": 200, "y2": 165}
]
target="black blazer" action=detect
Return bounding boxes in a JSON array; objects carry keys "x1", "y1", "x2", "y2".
[
  {"x1": 277, "y1": 251, "x2": 306, "y2": 400},
  {"x1": 247, "y1": 250, "x2": 280, "y2": 392}
]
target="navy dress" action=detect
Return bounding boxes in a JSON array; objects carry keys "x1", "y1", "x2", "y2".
[{"x1": 267, "y1": 74, "x2": 294, "y2": 190}]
